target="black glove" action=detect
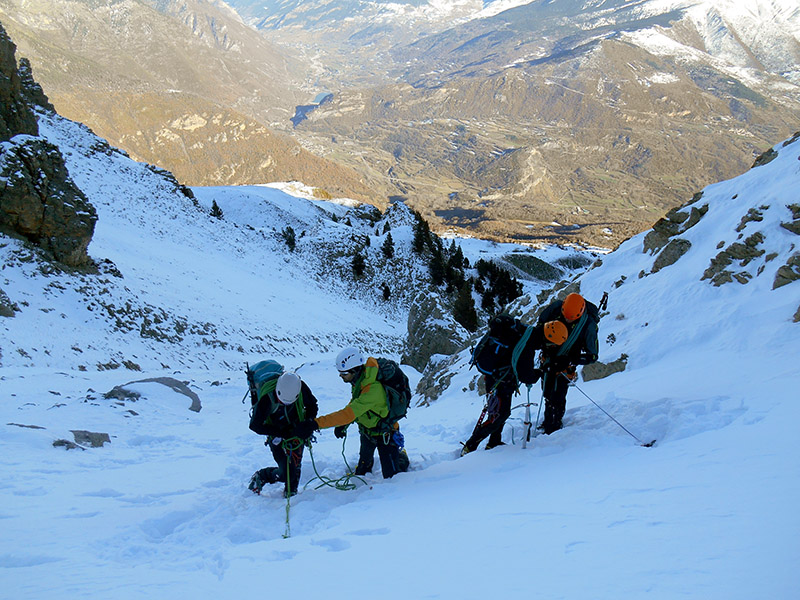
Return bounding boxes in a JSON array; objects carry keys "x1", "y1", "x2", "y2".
[
  {"x1": 293, "y1": 419, "x2": 319, "y2": 440},
  {"x1": 334, "y1": 425, "x2": 348, "y2": 439},
  {"x1": 547, "y1": 356, "x2": 570, "y2": 372}
]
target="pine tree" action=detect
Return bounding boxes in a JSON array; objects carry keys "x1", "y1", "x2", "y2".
[
  {"x1": 429, "y1": 247, "x2": 445, "y2": 286},
  {"x1": 453, "y1": 280, "x2": 479, "y2": 332},
  {"x1": 382, "y1": 232, "x2": 395, "y2": 258},
  {"x1": 352, "y1": 251, "x2": 366, "y2": 278},
  {"x1": 412, "y1": 212, "x2": 430, "y2": 255},
  {"x1": 210, "y1": 200, "x2": 224, "y2": 219},
  {"x1": 481, "y1": 290, "x2": 496, "y2": 313},
  {"x1": 281, "y1": 226, "x2": 296, "y2": 252}
]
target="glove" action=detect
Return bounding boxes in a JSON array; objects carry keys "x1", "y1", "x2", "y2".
[
  {"x1": 334, "y1": 425, "x2": 348, "y2": 439},
  {"x1": 293, "y1": 419, "x2": 319, "y2": 440},
  {"x1": 563, "y1": 365, "x2": 578, "y2": 382},
  {"x1": 547, "y1": 356, "x2": 570, "y2": 372}
]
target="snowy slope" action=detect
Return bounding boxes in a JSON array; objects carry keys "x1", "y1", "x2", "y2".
[
  {"x1": 0, "y1": 111, "x2": 414, "y2": 372},
  {"x1": 2, "y1": 115, "x2": 799, "y2": 599}
]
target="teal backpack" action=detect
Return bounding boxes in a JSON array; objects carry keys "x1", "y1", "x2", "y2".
[{"x1": 246, "y1": 360, "x2": 284, "y2": 435}]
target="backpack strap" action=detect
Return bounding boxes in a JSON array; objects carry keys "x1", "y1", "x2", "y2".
[
  {"x1": 511, "y1": 325, "x2": 534, "y2": 383},
  {"x1": 557, "y1": 312, "x2": 588, "y2": 357}
]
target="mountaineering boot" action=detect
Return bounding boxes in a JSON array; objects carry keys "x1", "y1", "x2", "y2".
[
  {"x1": 460, "y1": 441, "x2": 476, "y2": 457},
  {"x1": 540, "y1": 420, "x2": 562, "y2": 435},
  {"x1": 398, "y1": 448, "x2": 410, "y2": 473},
  {"x1": 248, "y1": 467, "x2": 280, "y2": 494},
  {"x1": 485, "y1": 430, "x2": 504, "y2": 450}
]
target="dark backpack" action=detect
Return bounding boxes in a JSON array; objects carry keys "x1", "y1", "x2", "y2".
[
  {"x1": 470, "y1": 314, "x2": 540, "y2": 386},
  {"x1": 246, "y1": 360, "x2": 284, "y2": 435},
  {"x1": 375, "y1": 358, "x2": 412, "y2": 433}
]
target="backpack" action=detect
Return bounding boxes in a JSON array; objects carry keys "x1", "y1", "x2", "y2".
[
  {"x1": 375, "y1": 358, "x2": 412, "y2": 433},
  {"x1": 246, "y1": 360, "x2": 284, "y2": 435},
  {"x1": 470, "y1": 314, "x2": 540, "y2": 386}
]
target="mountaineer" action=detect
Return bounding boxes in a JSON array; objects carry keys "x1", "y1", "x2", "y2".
[
  {"x1": 247, "y1": 366, "x2": 319, "y2": 497},
  {"x1": 293, "y1": 347, "x2": 410, "y2": 479},
  {"x1": 463, "y1": 314, "x2": 566, "y2": 455},
  {"x1": 536, "y1": 293, "x2": 600, "y2": 434}
]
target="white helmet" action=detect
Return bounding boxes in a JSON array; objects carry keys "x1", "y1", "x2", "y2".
[
  {"x1": 335, "y1": 346, "x2": 364, "y2": 372},
  {"x1": 275, "y1": 372, "x2": 302, "y2": 405}
]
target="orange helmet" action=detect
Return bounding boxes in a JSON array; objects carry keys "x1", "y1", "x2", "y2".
[
  {"x1": 543, "y1": 320, "x2": 568, "y2": 345},
  {"x1": 561, "y1": 293, "x2": 586, "y2": 322}
]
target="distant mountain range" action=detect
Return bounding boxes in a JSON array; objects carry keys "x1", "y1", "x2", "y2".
[
  {"x1": 0, "y1": 0, "x2": 374, "y2": 199},
  {"x1": 247, "y1": 0, "x2": 800, "y2": 245},
  {"x1": 2, "y1": 0, "x2": 798, "y2": 246}
]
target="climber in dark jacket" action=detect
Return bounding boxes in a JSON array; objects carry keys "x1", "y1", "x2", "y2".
[
  {"x1": 462, "y1": 315, "x2": 565, "y2": 455},
  {"x1": 536, "y1": 293, "x2": 599, "y2": 434},
  {"x1": 248, "y1": 372, "x2": 318, "y2": 497}
]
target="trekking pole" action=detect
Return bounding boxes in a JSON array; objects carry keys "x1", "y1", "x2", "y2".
[
  {"x1": 534, "y1": 391, "x2": 544, "y2": 431},
  {"x1": 564, "y1": 375, "x2": 656, "y2": 447}
]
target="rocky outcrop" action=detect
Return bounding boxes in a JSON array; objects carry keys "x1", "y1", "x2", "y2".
[
  {"x1": 1, "y1": 138, "x2": 97, "y2": 265},
  {"x1": 104, "y1": 377, "x2": 202, "y2": 412},
  {"x1": 402, "y1": 290, "x2": 469, "y2": 372},
  {"x1": 582, "y1": 354, "x2": 628, "y2": 382},
  {"x1": 0, "y1": 286, "x2": 19, "y2": 317},
  {"x1": 643, "y1": 196, "x2": 708, "y2": 256},
  {"x1": 652, "y1": 238, "x2": 692, "y2": 273},
  {"x1": 0, "y1": 24, "x2": 38, "y2": 140},
  {"x1": 702, "y1": 232, "x2": 765, "y2": 286},
  {"x1": 781, "y1": 203, "x2": 800, "y2": 236},
  {"x1": 0, "y1": 23, "x2": 96, "y2": 266},
  {"x1": 773, "y1": 253, "x2": 800, "y2": 290},
  {"x1": 17, "y1": 58, "x2": 54, "y2": 112}
]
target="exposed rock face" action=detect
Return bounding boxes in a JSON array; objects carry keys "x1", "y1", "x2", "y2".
[
  {"x1": 773, "y1": 253, "x2": 800, "y2": 290},
  {"x1": 1, "y1": 137, "x2": 97, "y2": 265},
  {"x1": 0, "y1": 24, "x2": 38, "y2": 139},
  {"x1": 70, "y1": 430, "x2": 111, "y2": 448},
  {"x1": 17, "y1": 57, "x2": 54, "y2": 112},
  {"x1": 702, "y1": 232, "x2": 765, "y2": 286},
  {"x1": 643, "y1": 197, "x2": 708, "y2": 256},
  {"x1": 652, "y1": 238, "x2": 692, "y2": 273},
  {"x1": 402, "y1": 290, "x2": 468, "y2": 372},
  {"x1": 0, "y1": 285, "x2": 19, "y2": 317},
  {"x1": 582, "y1": 354, "x2": 628, "y2": 382},
  {"x1": 104, "y1": 377, "x2": 203, "y2": 413},
  {"x1": 0, "y1": 22, "x2": 96, "y2": 266}
]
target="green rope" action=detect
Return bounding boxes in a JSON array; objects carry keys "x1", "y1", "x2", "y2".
[
  {"x1": 304, "y1": 436, "x2": 367, "y2": 492},
  {"x1": 283, "y1": 450, "x2": 292, "y2": 539}
]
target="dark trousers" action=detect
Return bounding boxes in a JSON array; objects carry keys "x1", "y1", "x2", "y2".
[
  {"x1": 269, "y1": 440, "x2": 304, "y2": 494},
  {"x1": 465, "y1": 384, "x2": 513, "y2": 451},
  {"x1": 541, "y1": 371, "x2": 570, "y2": 433},
  {"x1": 356, "y1": 430, "x2": 409, "y2": 479}
]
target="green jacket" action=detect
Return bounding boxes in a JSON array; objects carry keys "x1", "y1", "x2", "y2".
[
  {"x1": 315, "y1": 357, "x2": 388, "y2": 434},
  {"x1": 349, "y1": 356, "x2": 389, "y2": 431}
]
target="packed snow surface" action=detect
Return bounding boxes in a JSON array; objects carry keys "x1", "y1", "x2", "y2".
[{"x1": 1, "y1": 114, "x2": 799, "y2": 598}]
